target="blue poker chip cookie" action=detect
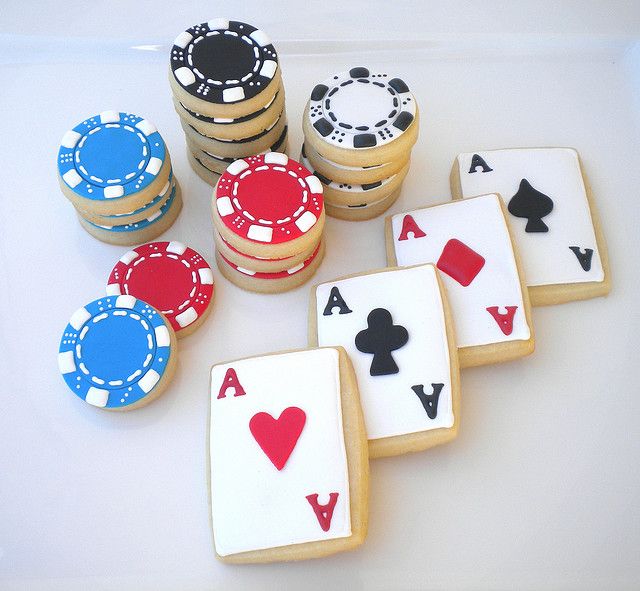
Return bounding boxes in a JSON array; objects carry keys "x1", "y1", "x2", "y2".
[
  {"x1": 58, "y1": 111, "x2": 167, "y2": 202},
  {"x1": 58, "y1": 296, "x2": 177, "y2": 410}
]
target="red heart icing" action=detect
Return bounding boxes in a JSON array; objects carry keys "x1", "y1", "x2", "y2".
[{"x1": 249, "y1": 407, "x2": 306, "y2": 471}]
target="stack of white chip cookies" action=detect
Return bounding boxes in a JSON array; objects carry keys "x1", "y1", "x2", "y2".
[
  {"x1": 57, "y1": 111, "x2": 181, "y2": 246},
  {"x1": 301, "y1": 67, "x2": 419, "y2": 221},
  {"x1": 169, "y1": 18, "x2": 288, "y2": 185}
]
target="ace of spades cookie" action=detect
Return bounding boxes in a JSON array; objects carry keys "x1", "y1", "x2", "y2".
[
  {"x1": 310, "y1": 264, "x2": 460, "y2": 458},
  {"x1": 451, "y1": 148, "x2": 610, "y2": 305},
  {"x1": 208, "y1": 348, "x2": 368, "y2": 563},
  {"x1": 386, "y1": 194, "x2": 534, "y2": 368}
]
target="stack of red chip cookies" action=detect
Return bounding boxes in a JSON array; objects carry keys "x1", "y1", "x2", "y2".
[
  {"x1": 211, "y1": 153, "x2": 326, "y2": 293},
  {"x1": 169, "y1": 18, "x2": 288, "y2": 184}
]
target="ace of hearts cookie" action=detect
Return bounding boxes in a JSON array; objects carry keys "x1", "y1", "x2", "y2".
[
  {"x1": 451, "y1": 148, "x2": 610, "y2": 305},
  {"x1": 386, "y1": 194, "x2": 534, "y2": 367},
  {"x1": 208, "y1": 348, "x2": 368, "y2": 563}
]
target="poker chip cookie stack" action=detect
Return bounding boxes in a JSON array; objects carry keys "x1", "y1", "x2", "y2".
[
  {"x1": 301, "y1": 67, "x2": 419, "y2": 221},
  {"x1": 212, "y1": 153, "x2": 325, "y2": 293},
  {"x1": 57, "y1": 111, "x2": 181, "y2": 246},
  {"x1": 169, "y1": 19, "x2": 288, "y2": 184}
]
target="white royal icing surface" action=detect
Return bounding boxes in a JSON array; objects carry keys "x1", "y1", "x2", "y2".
[
  {"x1": 457, "y1": 148, "x2": 604, "y2": 287},
  {"x1": 391, "y1": 194, "x2": 530, "y2": 348},
  {"x1": 209, "y1": 349, "x2": 352, "y2": 556},
  {"x1": 316, "y1": 265, "x2": 454, "y2": 441}
]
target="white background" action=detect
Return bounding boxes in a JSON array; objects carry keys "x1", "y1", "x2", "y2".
[{"x1": 1, "y1": 1, "x2": 639, "y2": 589}]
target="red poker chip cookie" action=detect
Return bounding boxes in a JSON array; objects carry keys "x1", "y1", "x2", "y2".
[
  {"x1": 214, "y1": 153, "x2": 324, "y2": 245},
  {"x1": 219, "y1": 241, "x2": 322, "y2": 279},
  {"x1": 107, "y1": 241, "x2": 214, "y2": 334}
]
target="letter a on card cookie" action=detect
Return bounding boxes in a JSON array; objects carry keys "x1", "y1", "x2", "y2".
[{"x1": 208, "y1": 348, "x2": 368, "y2": 563}]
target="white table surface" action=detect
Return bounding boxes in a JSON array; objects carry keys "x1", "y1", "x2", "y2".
[{"x1": 1, "y1": 2, "x2": 639, "y2": 589}]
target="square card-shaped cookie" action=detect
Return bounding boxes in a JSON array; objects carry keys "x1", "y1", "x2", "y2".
[
  {"x1": 451, "y1": 148, "x2": 610, "y2": 305},
  {"x1": 385, "y1": 194, "x2": 534, "y2": 368},
  {"x1": 208, "y1": 347, "x2": 368, "y2": 563},
  {"x1": 310, "y1": 264, "x2": 460, "y2": 458}
]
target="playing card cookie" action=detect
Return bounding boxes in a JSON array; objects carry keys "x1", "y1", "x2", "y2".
[
  {"x1": 208, "y1": 347, "x2": 368, "y2": 563},
  {"x1": 386, "y1": 194, "x2": 534, "y2": 368},
  {"x1": 107, "y1": 241, "x2": 214, "y2": 337},
  {"x1": 303, "y1": 141, "x2": 410, "y2": 185},
  {"x1": 169, "y1": 19, "x2": 282, "y2": 119},
  {"x1": 310, "y1": 264, "x2": 460, "y2": 458},
  {"x1": 212, "y1": 153, "x2": 325, "y2": 259},
  {"x1": 450, "y1": 148, "x2": 611, "y2": 305},
  {"x1": 58, "y1": 295, "x2": 178, "y2": 410},
  {"x1": 173, "y1": 88, "x2": 285, "y2": 140},
  {"x1": 77, "y1": 184, "x2": 183, "y2": 247},
  {"x1": 303, "y1": 68, "x2": 419, "y2": 167},
  {"x1": 215, "y1": 240, "x2": 325, "y2": 294},
  {"x1": 58, "y1": 111, "x2": 172, "y2": 216}
]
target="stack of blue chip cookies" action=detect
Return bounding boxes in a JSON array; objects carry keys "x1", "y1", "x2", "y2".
[
  {"x1": 57, "y1": 110, "x2": 181, "y2": 246},
  {"x1": 169, "y1": 19, "x2": 288, "y2": 184}
]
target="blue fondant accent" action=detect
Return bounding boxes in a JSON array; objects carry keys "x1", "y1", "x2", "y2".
[
  {"x1": 57, "y1": 111, "x2": 166, "y2": 201},
  {"x1": 58, "y1": 296, "x2": 172, "y2": 409},
  {"x1": 100, "y1": 172, "x2": 173, "y2": 220},
  {"x1": 87, "y1": 184, "x2": 177, "y2": 233}
]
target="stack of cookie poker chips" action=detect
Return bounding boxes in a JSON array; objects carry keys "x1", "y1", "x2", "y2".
[
  {"x1": 212, "y1": 153, "x2": 325, "y2": 293},
  {"x1": 169, "y1": 19, "x2": 288, "y2": 184},
  {"x1": 57, "y1": 111, "x2": 180, "y2": 246},
  {"x1": 301, "y1": 67, "x2": 419, "y2": 221}
]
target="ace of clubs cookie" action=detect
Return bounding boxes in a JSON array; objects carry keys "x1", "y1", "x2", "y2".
[
  {"x1": 310, "y1": 265, "x2": 460, "y2": 458},
  {"x1": 451, "y1": 148, "x2": 610, "y2": 305},
  {"x1": 386, "y1": 194, "x2": 534, "y2": 368},
  {"x1": 208, "y1": 348, "x2": 368, "y2": 563}
]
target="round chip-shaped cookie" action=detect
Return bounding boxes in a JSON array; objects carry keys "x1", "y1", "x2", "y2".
[
  {"x1": 324, "y1": 187, "x2": 402, "y2": 221},
  {"x1": 107, "y1": 241, "x2": 214, "y2": 337},
  {"x1": 77, "y1": 184, "x2": 183, "y2": 246},
  {"x1": 173, "y1": 88, "x2": 286, "y2": 140},
  {"x1": 58, "y1": 111, "x2": 172, "y2": 215},
  {"x1": 169, "y1": 19, "x2": 281, "y2": 118},
  {"x1": 58, "y1": 295, "x2": 178, "y2": 410},
  {"x1": 216, "y1": 240, "x2": 325, "y2": 294},
  {"x1": 212, "y1": 153, "x2": 324, "y2": 259},
  {"x1": 300, "y1": 149, "x2": 410, "y2": 207},
  {"x1": 303, "y1": 68, "x2": 419, "y2": 166},
  {"x1": 181, "y1": 110, "x2": 287, "y2": 158},
  {"x1": 303, "y1": 141, "x2": 410, "y2": 185}
]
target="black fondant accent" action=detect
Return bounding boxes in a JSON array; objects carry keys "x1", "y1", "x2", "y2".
[
  {"x1": 355, "y1": 308, "x2": 409, "y2": 376},
  {"x1": 362, "y1": 181, "x2": 383, "y2": 191},
  {"x1": 388, "y1": 78, "x2": 409, "y2": 93},
  {"x1": 569, "y1": 247, "x2": 594, "y2": 271},
  {"x1": 354, "y1": 133, "x2": 377, "y2": 148},
  {"x1": 322, "y1": 286, "x2": 352, "y2": 316},
  {"x1": 508, "y1": 178, "x2": 554, "y2": 233},
  {"x1": 349, "y1": 67, "x2": 370, "y2": 78},
  {"x1": 313, "y1": 118, "x2": 334, "y2": 137},
  {"x1": 411, "y1": 384, "x2": 444, "y2": 419},
  {"x1": 393, "y1": 111, "x2": 414, "y2": 131},
  {"x1": 314, "y1": 171, "x2": 331, "y2": 185},
  {"x1": 311, "y1": 84, "x2": 329, "y2": 101},
  {"x1": 468, "y1": 154, "x2": 493, "y2": 173}
]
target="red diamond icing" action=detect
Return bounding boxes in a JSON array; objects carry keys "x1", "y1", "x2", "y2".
[{"x1": 436, "y1": 239, "x2": 485, "y2": 286}]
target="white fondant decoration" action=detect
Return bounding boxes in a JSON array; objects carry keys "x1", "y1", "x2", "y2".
[
  {"x1": 247, "y1": 225, "x2": 273, "y2": 242},
  {"x1": 209, "y1": 349, "x2": 352, "y2": 556},
  {"x1": 316, "y1": 265, "x2": 453, "y2": 441},
  {"x1": 457, "y1": 148, "x2": 604, "y2": 287},
  {"x1": 175, "y1": 307, "x2": 197, "y2": 328},
  {"x1": 391, "y1": 194, "x2": 530, "y2": 348}
]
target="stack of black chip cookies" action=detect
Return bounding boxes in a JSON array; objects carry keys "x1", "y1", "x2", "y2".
[
  {"x1": 301, "y1": 67, "x2": 420, "y2": 221},
  {"x1": 169, "y1": 19, "x2": 288, "y2": 184}
]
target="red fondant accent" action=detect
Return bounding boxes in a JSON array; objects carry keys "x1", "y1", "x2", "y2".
[
  {"x1": 486, "y1": 306, "x2": 518, "y2": 335},
  {"x1": 217, "y1": 368, "x2": 246, "y2": 399},
  {"x1": 398, "y1": 214, "x2": 426, "y2": 241},
  {"x1": 249, "y1": 407, "x2": 306, "y2": 470},
  {"x1": 306, "y1": 493, "x2": 339, "y2": 532},
  {"x1": 436, "y1": 239, "x2": 485, "y2": 286}
]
